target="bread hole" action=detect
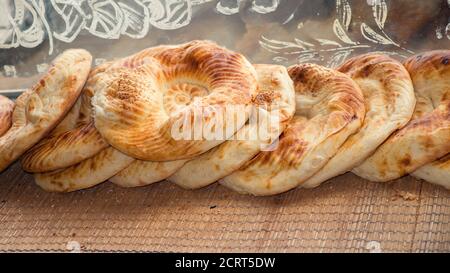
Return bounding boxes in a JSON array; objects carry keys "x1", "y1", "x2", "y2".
[{"x1": 163, "y1": 82, "x2": 209, "y2": 113}]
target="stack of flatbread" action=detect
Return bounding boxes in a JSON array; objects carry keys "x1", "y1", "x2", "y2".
[{"x1": 1, "y1": 41, "x2": 448, "y2": 194}]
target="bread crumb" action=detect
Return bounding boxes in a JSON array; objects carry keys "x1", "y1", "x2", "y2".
[{"x1": 392, "y1": 190, "x2": 419, "y2": 201}]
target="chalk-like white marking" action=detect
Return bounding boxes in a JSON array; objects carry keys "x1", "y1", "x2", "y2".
[
  {"x1": 446, "y1": 23, "x2": 450, "y2": 40},
  {"x1": 366, "y1": 0, "x2": 382, "y2": 6},
  {"x1": 251, "y1": 0, "x2": 280, "y2": 14},
  {"x1": 148, "y1": 0, "x2": 192, "y2": 30},
  {"x1": 259, "y1": 0, "x2": 413, "y2": 69},
  {"x1": 0, "y1": 0, "x2": 46, "y2": 51},
  {"x1": 1, "y1": 0, "x2": 282, "y2": 56},
  {"x1": 216, "y1": 0, "x2": 241, "y2": 15},
  {"x1": 436, "y1": 26, "x2": 443, "y2": 40},
  {"x1": 336, "y1": 0, "x2": 352, "y2": 30}
]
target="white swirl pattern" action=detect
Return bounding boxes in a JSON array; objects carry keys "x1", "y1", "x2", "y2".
[{"x1": 0, "y1": 0, "x2": 282, "y2": 54}]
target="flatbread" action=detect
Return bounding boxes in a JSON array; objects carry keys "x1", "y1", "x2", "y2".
[
  {"x1": 0, "y1": 49, "x2": 92, "y2": 172},
  {"x1": 221, "y1": 64, "x2": 365, "y2": 195},
  {"x1": 302, "y1": 54, "x2": 415, "y2": 188}
]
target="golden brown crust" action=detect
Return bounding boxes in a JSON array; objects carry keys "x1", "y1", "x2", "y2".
[
  {"x1": 0, "y1": 49, "x2": 92, "y2": 172},
  {"x1": 93, "y1": 40, "x2": 258, "y2": 161},
  {"x1": 354, "y1": 50, "x2": 450, "y2": 182},
  {"x1": 302, "y1": 54, "x2": 416, "y2": 188},
  {"x1": 221, "y1": 64, "x2": 365, "y2": 195},
  {"x1": 21, "y1": 61, "x2": 117, "y2": 173},
  {"x1": 109, "y1": 159, "x2": 187, "y2": 187},
  {"x1": 412, "y1": 154, "x2": 450, "y2": 189},
  {"x1": 0, "y1": 95, "x2": 14, "y2": 137},
  {"x1": 403, "y1": 50, "x2": 450, "y2": 80},
  {"x1": 22, "y1": 122, "x2": 108, "y2": 172},
  {"x1": 117, "y1": 64, "x2": 296, "y2": 189},
  {"x1": 34, "y1": 147, "x2": 134, "y2": 192}
]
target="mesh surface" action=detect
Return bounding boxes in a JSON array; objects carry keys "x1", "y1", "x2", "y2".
[{"x1": 0, "y1": 162, "x2": 448, "y2": 253}]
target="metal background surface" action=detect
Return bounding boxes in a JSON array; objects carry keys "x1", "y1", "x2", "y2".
[{"x1": 0, "y1": 0, "x2": 449, "y2": 95}]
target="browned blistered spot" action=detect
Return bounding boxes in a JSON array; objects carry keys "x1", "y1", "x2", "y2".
[
  {"x1": 420, "y1": 136, "x2": 435, "y2": 149},
  {"x1": 51, "y1": 180, "x2": 63, "y2": 188},
  {"x1": 78, "y1": 111, "x2": 86, "y2": 122},
  {"x1": 241, "y1": 169, "x2": 256, "y2": 183},
  {"x1": 400, "y1": 154, "x2": 412, "y2": 167},
  {"x1": 217, "y1": 151, "x2": 225, "y2": 160},
  {"x1": 89, "y1": 156, "x2": 100, "y2": 170},
  {"x1": 358, "y1": 64, "x2": 373, "y2": 78},
  {"x1": 63, "y1": 75, "x2": 77, "y2": 90},
  {"x1": 404, "y1": 50, "x2": 450, "y2": 77},
  {"x1": 288, "y1": 66, "x2": 307, "y2": 84},
  {"x1": 58, "y1": 130, "x2": 71, "y2": 141},
  {"x1": 214, "y1": 164, "x2": 220, "y2": 171},
  {"x1": 442, "y1": 92, "x2": 450, "y2": 102},
  {"x1": 257, "y1": 129, "x2": 308, "y2": 169},
  {"x1": 271, "y1": 75, "x2": 280, "y2": 86},
  {"x1": 338, "y1": 54, "x2": 403, "y2": 81},
  {"x1": 437, "y1": 154, "x2": 450, "y2": 165},
  {"x1": 27, "y1": 100, "x2": 36, "y2": 113},
  {"x1": 39, "y1": 79, "x2": 46, "y2": 87},
  {"x1": 379, "y1": 158, "x2": 388, "y2": 178}
]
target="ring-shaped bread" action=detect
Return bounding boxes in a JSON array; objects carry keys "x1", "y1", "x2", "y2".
[
  {"x1": 221, "y1": 63, "x2": 365, "y2": 196},
  {"x1": 110, "y1": 64, "x2": 296, "y2": 188},
  {"x1": 0, "y1": 95, "x2": 14, "y2": 137},
  {"x1": 0, "y1": 49, "x2": 92, "y2": 172},
  {"x1": 29, "y1": 49, "x2": 182, "y2": 191},
  {"x1": 302, "y1": 54, "x2": 416, "y2": 188},
  {"x1": 354, "y1": 50, "x2": 450, "y2": 183},
  {"x1": 92, "y1": 40, "x2": 258, "y2": 161}
]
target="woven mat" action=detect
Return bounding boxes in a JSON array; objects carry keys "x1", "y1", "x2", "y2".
[{"x1": 0, "y1": 162, "x2": 448, "y2": 253}]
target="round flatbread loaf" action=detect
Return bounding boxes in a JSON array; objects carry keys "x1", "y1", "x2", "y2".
[
  {"x1": 0, "y1": 49, "x2": 92, "y2": 172},
  {"x1": 111, "y1": 64, "x2": 295, "y2": 188},
  {"x1": 221, "y1": 63, "x2": 365, "y2": 195},
  {"x1": 21, "y1": 62, "x2": 113, "y2": 172},
  {"x1": 354, "y1": 50, "x2": 450, "y2": 182},
  {"x1": 32, "y1": 65, "x2": 136, "y2": 192},
  {"x1": 92, "y1": 40, "x2": 258, "y2": 161},
  {"x1": 302, "y1": 54, "x2": 415, "y2": 188}
]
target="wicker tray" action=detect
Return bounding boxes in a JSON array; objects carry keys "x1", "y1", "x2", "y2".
[{"x1": 0, "y1": 162, "x2": 448, "y2": 253}]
